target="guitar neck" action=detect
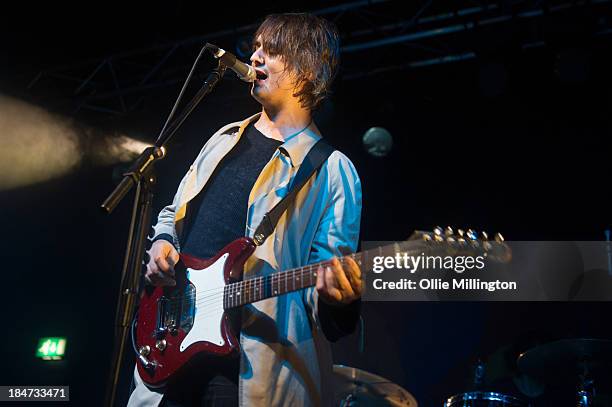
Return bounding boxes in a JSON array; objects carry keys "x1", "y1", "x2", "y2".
[
  {"x1": 223, "y1": 240, "x2": 435, "y2": 309},
  {"x1": 222, "y1": 231, "x2": 507, "y2": 309},
  {"x1": 224, "y1": 253, "x2": 363, "y2": 309}
]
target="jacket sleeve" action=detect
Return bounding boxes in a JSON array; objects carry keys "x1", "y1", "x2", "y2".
[
  {"x1": 151, "y1": 173, "x2": 189, "y2": 250},
  {"x1": 303, "y1": 151, "x2": 362, "y2": 342}
]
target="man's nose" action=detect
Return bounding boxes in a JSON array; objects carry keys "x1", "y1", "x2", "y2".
[{"x1": 250, "y1": 48, "x2": 264, "y2": 65}]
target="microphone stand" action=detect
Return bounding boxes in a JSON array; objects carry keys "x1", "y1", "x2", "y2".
[{"x1": 102, "y1": 54, "x2": 227, "y2": 407}]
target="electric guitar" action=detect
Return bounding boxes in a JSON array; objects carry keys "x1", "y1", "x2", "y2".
[{"x1": 134, "y1": 228, "x2": 510, "y2": 386}]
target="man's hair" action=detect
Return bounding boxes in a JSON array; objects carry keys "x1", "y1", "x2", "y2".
[{"x1": 253, "y1": 13, "x2": 340, "y2": 110}]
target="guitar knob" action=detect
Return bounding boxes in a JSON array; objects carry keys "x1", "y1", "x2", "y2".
[
  {"x1": 494, "y1": 233, "x2": 505, "y2": 242},
  {"x1": 481, "y1": 231, "x2": 489, "y2": 241},
  {"x1": 466, "y1": 229, "x2": 478, "y2": 241},
  {"x1": 445, "y1": 226, "x2": 454, "y2": 237},
  {"x1": 137, "y1": 346, "x2": 154, "y2": 370},
  {"x1": 155, "y1": 339, "x2": 167, "y2": 351}
]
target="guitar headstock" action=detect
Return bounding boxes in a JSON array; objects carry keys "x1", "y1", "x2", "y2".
[{"x1": 410, "y1": 226, "x2": 512, "y2": 263}]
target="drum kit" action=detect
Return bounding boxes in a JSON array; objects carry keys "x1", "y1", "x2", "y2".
[
  {"x1": 333, "y1": 365, "x2": 418, "y2": 406},
  {"x1": 333, "y1": 338, "x2": 612, "y2": 406}
]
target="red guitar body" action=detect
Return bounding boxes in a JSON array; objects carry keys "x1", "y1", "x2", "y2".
[{"x1": 135, "y1": 237, "x2": 256, "y2": 387}]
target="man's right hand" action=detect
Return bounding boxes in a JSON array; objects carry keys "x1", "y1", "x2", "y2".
[{"x1": 145, "y1": 239, "x2": 179, "y2": 286}]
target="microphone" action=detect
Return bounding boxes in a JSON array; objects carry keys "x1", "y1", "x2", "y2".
[{"x1": 206, "y1": 43, "x2": 256, "y2": 83}]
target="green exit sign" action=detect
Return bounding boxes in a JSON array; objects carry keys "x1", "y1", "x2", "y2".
[{"x1": 36, "y1": 337, "x2": 67, "y2": 360}]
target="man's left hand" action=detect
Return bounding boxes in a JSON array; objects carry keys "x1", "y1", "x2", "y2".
[{"x1": 316, "y1": 257, "x2": 362, "y2": 305}]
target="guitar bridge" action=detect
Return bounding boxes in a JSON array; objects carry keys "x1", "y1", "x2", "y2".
[{"x1": 155, "y1": 285, "x2": 196, "y2": 337}]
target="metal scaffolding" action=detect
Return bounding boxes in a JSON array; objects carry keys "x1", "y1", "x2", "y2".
[{"x1": 25, "y1": 0, "x2": 612, "y2": 116}]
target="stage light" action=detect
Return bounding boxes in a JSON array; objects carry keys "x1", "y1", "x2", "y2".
[
  {"x1": 0, "y1": 94, "x2": 152, "y2": 191},
  {"x1": 0, "y1": 95, "x2": 81, "y2": 190},
  {"x1": 362, "y1": 127, "x2": 393, "y2": 157},
  {"x1": 36, "y1": 337, "x2": 67, "y2": 360},
  {"x1": 89, "y1": 134, "x2": 153, "y2": 166}
]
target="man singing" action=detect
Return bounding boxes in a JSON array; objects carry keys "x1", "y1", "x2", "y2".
[{"x1": 128, "y1": 13, "x2": 362, "y2": 406}]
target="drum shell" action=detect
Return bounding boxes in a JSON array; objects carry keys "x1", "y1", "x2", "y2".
[{"x1": 444, "y1": 391, "x2": 528, "y2": 407}]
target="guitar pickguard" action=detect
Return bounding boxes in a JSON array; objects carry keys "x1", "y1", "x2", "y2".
[{"x1": 180, "y1": 253, "x2": 228, "y2": 352}]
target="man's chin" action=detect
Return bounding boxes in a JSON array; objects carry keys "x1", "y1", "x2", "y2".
[{"x1": 250, "y1": 87, "x2": 265, "y2": 104}]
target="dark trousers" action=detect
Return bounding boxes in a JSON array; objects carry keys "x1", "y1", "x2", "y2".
[{"x1": 159, "y1": 357, "x2": 239, "y2": 407}]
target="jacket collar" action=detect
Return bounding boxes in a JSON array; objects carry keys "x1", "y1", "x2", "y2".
[{"x1": 234, "y1": 112, "x2": 322, "y2": 167}]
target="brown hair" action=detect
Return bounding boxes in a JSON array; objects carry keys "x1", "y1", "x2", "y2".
[{"x1": 253, "y1": 13, "x2": 340, "y2": 110}]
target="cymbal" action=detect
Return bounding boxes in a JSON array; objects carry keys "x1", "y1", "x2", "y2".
[
  {"x1": 517, "y1": 338, "x2": 612, "y2": 379},
  {"x1": 332, "y1": 365, "x2": 418, "y2": 406}
]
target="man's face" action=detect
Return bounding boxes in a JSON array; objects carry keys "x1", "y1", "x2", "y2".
[{"x1": 249, "y1": 36, "x2": 299, "y2": 109}]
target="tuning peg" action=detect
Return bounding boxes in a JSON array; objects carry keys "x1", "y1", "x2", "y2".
[
  {"x1": 466, "y1": 229, "x2": 478, "y2": 240},
  {"x1": 445, "y1": 226, "x2": 454, "y2": 237},
  {"x1": 433, "y1": 226, "x2": 444, "y2": 242},
  {"x1": 494, "y1": 233, "x2": 504, "y2": 242},
  {"x1": 480, "y1": 231, "x2": 491, "y2": 250}
]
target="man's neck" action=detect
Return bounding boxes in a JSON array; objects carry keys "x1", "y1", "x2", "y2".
[{"x1": 254, "y1": 105, "x2": 312, "y2": 142}]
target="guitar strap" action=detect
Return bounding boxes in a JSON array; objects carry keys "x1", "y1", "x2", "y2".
[{"x1": 252, "y1": 138, "x2": 335, "y2": 246}]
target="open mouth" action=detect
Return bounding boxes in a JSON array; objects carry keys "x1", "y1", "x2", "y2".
[{"x1": 255, "y1": 69, "x2": 268, "y2": 81}]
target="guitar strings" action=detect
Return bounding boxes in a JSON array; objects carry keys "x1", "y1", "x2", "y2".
[
  {"x1": 153, "y1": 242, "x2": 418, "y2": 309},
  {"x1": 162, "y1": 260, "x2": 332, "y2": 311},
  {"x1": 161, "y1": 239, "x2": 472, "y2": 322},
  {"x1": 149, "y1": 241, "x2": 493, "y2": 329},
  {"x1": 165, "y1": 262, "x2": 320, "y2": 302},
  {"x1": 156, "y1": 256, "x2": 359, "y2": 320},
  {"x1": 181, "y1": 254, "x2": 360, "y2": 309},
  {"x1": 153, "y1": 243, "x2": 441, "y2": 328},
  {"x1": 160, "y1": 272, "x2": 314, "y2": 315},
  {"x1": 152, "y1": 240, "x2": 441, "y2": 307},
  {"x1": 160, "y1": 257, "x2": 354, "y2": 307},
  {"x1": 156, "y1": 265, "x2": 327, "y2": 327},
  {"x1": 181, "y1": 260, "x2": 363, "y2": 324}
]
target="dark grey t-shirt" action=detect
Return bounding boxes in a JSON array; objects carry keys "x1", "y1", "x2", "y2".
[{"x1": 181, "y1": 123, "x2": 281, "y2": 259}]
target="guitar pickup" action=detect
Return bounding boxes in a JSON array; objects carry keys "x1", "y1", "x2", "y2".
[
  {"x1": 180, "y1": 284, "x2": 196, "y2": 331},
  {"x1": 155, "y1": 296, "x2": 169, "y2": 337}
]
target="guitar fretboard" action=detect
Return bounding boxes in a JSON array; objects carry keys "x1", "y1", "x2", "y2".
[
  {"x1": 220, "y1": 234, "x2": 504, "y2": 309},
  {"x1": 224, "y1": 253, "x2": 366, "y2": 309},
  {"x1": 222, "y1": 240, "x2": 434, "y2": 309}
]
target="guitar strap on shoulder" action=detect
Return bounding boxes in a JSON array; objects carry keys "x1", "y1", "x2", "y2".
[{"x1": 252, "y1": 138, "x2": 335, "y2": 246}]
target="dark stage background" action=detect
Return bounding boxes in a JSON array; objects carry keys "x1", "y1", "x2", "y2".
[{"x1": 2, "y1": 1, "x2": 612, "y2": 406}]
